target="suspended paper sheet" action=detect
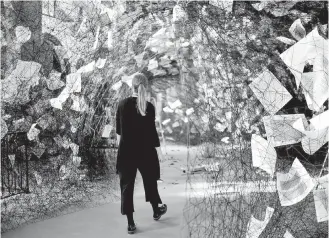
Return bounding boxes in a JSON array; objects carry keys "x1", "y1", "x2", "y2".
[
  {"x1": 168, "y1": 99, "x2": 182, "y2": 109},
  {"x1": 27, "y1": 124, "x2": 40, "y2": 141},
  {"x1": 166, "y1": 126, "x2": 173, "y2": 134},
  {"x1": 107, "y1": 29, "x2": 113, "y2": 49},
  {"x1": 313, "y1": 54, "x2": 328, "y2": 74},
  {"x1": 95, "y1": 58, "x2": 107, "y2": 69},
  {"x1": 209, "y1": 0, "x2": 233, "y2": 13},
  {"x1": 249, "y1": 69, "x2": 292, "y2": 115},
  {"x1": 284, "y1": 231, "x2": 295, "y2": 238},
  {"x1": 101, "y1": 124, "x2": 112, "y2": 138},
  {"x1": 186, "y1": 108, "x2": 194, "y2": 116},
  {"x1": 71, "y1": 126, "x2": 77, "y2": 133},
  {"x1": 301, "y1": 71, "x2": 329, "y2": 112},
  {"x1": 163, "y1": 107, "x2": 174, "y2": 113},
  {"x1": 221, "y1": 137, "x2": 229, "y2": 144},
  {"x1": 173, "y1": 4, "x2": 187, "y2": 22},
  {"x1": 313, "y1": 174, "x2": 328, "y2": 222},
  {"x1": 59, "y1": 165, "x2": 69, "y2": 180},
  {"x1": 148, "y1": 59, "x2": 158, "y2": 71},
  {"x1": 46, "y1": 71, "x2": 65, "y2": 90},
  {"x1": 30, "y1": 143, "x2": 46, "y2": 158},
  {"x1": 201, "y1": 115, "x2": 209, "y2": 124},
  {"x1": 121, "y1": 75, "x2": 134, "y2": 88},
  {"x1": 1, "y1": 119, "x2": 8, "y2": 139},
  {"x1": 280, "y1": 27, "x2": 328, "y2": 89},
  {"x1": 251, "y1": 134, "x2": 277, "y2": 177},
  {"x1": 225, "y1": 111, "x2": 232, "y2": 120},
  {"x1": 8, "y1": 155, "x2": 15, "y2": 167},
  {"x1": 159, "y1": 55, "x2": 171, "y2": 67},
  {"x1": 111, "y1": 81, "x2": 122, "y2": 91},
  {"x1": 214, "y1": 122, "x2": 227, "y2": 132},
  {"x1": 162, "y1": 118, "x2": 171, "y2": 126},
  {"x1": 15, "y1": 26, "x2": 31, "y2": 44},
  {"x1": 246, "y1": 207, "x2": 274, "y2": 238},
  {"x1": 175, "y1": 109, "x2": 183, "y2": 115},
  {"x1": 263, "y1": 114, "x2": 307, "y2": 147},
  {"x1": 77, "y1": 61, "x2": 95, "y2": 74},
  {"x1": 33, "y1": 171, "x2": 42, "y2": 185},
  {"x1": 172, "y1": 121, "x2": 180, "y2": 128},
  {"x1": 289, "y1": 19, "x2": 306, "y2": 41},
  {"x1": 70, "y1": 95, "x2": 87, "y2": 112},
  {"x1": 134, "y1": 52, "x2": 145, "y2": 68},
  {"x1": 276, "y1": 36, "x2": 296, "y2": 45},
  {"x1": 72, "y1": 156, "x2": 81, "y2": 167},
  {"x1": 182, "y1": 117, "x2": 188, "y2": 123},
  {"x1": 69, "y1": 143, "x2": 79, "y2": 155},
  {"x1": 277, "y1": 158, "x2": 315, "y2": 206},
  {"x1": 310, "y1": 110, "x2": 329, "y2": 130},
  {"x1": 301, "y1": 128, "x2": 328, "y2": 155},
  {"x1": 151, "y1": 69, "x2": 167, "y2": 76}
]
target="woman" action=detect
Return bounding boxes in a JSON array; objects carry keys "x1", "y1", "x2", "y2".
[{"x1": 116, "y1": 73, "x2": 167, "y2": 234}]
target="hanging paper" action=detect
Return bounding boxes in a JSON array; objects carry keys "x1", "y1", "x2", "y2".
[
  {"x1": 277, "y1": 158, "x2": 315, "y2": 206},
  {"x1": 249, "y1": 69, "x2": 292, "y2": 115},
  {"x1": 221, "y1": 137, "x2": 229, "y2": 144},
  {"x1": 284, "y1": 231, "x2": 295, "y2": 238},
  {"x1": 95, "y1": 58, "x2": 107, "y2": 69},
  {"x1": 246, "y1": 207, "x2": 274, "y2": 238},
  {"x1": 280, "y1": 27, "x2": 328, "y2": 89},
  {"x1": 251, "y1": 134, "x2": 277, "y2": 177},
  {"x1": 263, "y1": 114, "x2": 307, "y2": 147},
  {"x1": 46, "y1": 71, "x2": 65, "y2": 90},
  {"x1": 289, "y1": 19, "x2": 306, "y2": 41},
  {"x1": 162, "y1": 118, "x2": 171, "y2": 126},
  {"x1": 313, "y1": 174, "x2": 328, "y2": 222},
  {"x1": 8, "y1": 154, "x2": 15, "y2": 167},
  {"x1": 310, "y1": 110, "x2": 329, "y2": 130},
  {"x1": 102, "y1": 124, "x2": 113, "y2": 138},
  {"x1": 169, "y1": 99, "x2": 182, "y2": 109},
  {"x1": 186, "y1": 108, "x2": 194, "y2": 116},
  {"x1": 148, "y1": 59, "x2": 158, "y2": 71},
  {"x1": 111, "y1": 81, "x2": 123, "y2": 91},
  {"x1": 15, "y1": 26, "x2": 31, "y2": 44},
  {"x1": 172, "y1": 121, "x2": 180, "y2": 128},
  {"x1": 72, "y1": 156, "x2": 82, "y2": 167},
  {"x1": 163, "y1": 106, "x2": 174, "y2": 113},
  {"x1": 33, "y1": 171, "x2": 42, "y2": 185},
  {"x1": 27, "y1": 124, "x2": 40, "y2": 141},
  {"x1": 276, "y1": 36, "x2": 296, "y2": 45},
  {"x1": 69, "y1": 143, "x2": 79, "y2": 155},
  {"x1": 214, "y1": 122, "x2": 227, "y2": 132},
  {"x1": 77, "y1": 61, "x2": 95, "y2": 74},
  {"x1": 93, "y1": 25, "x2": 101, "y2": 50}
]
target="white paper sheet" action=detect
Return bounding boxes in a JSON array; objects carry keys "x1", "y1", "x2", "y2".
[
  {"x1": 166, "y1": 126, "x2": 173, "y2": 134},
  {"x1": 172, "y1": 121, "x2": 180, "y2": 128},
  {"x1": 46, "y1": 71, "x2": 65, "y2": 90},
  {"x1": 111, "y1": 81, "x2": 123, "y2": 91},
  {"x1": 276, "y1": 36, "x2": 296, "y2": 45},
  {"x1": 263, "y1": 114, "x2": 307, "y2": 147},
  {"x1": 92, "y1": 25, "x2": 100, "y2": 50},
  {"x1": 249, "y1": 69, "x2": 292, "y2": 115},
  {"x1": 277, "y1": 158, "x2": 315, "y2": 206},
  {"x1": 95, "y1": 58, "x2": 107, "y2": 69},
  {"x1": 162, "y1": 118, "x2": 171, "y2": 126},
  {"x1": 246, "y1": 207, "x2": 274, "y2": 238},
  {"x1": 72, "y1": 156, "x2": 81, "y2": 167},
  {"x1": 186, "y1": 108, "x2": 194, "y2": 116},
  {"x1": 70, "y1": 95, "x2": 87, "y2": 112},
  {"x1": 8, "y1": 154, "x2": 15, "y2": 167},
  {"x1": 163, "y1": 106, "x2": 174, "y2": 113},
  {"x1": 251, "y1": 134, "x2": 277, "y2": 177},
  {"x1": 301, "y1": 71, "x2": 329, "y2": 112},
  {"x1": 209, "y1": 0, "x2": 233, "y2": 12},
  {"x1": 214, "y1": 122, "x2": 227, "y2": 132},
  {"x1": 168, "y1": 99, "x2": 182, "y2": 110},
  {"x1": 301, "y1": 128, "x2": 328, "y2": 155},
  {"x1": 27, "y1": 124, "x2": 40, "y2": 141},
  {"x1": 221, "y1": 137, "x2": 229, "y2": 144},
  {"x1": 134, "y1": 52, "x2": 145, "y2": 67},
  {"x1": 15, "y1": 26, "x2": 31, "y2": 44},
  {"x1": 76, "y1": 61, "x2": 95, "y2": 74},
  {"x1": 121, "y1": 74, "x2": 134, "y2": 88},
  {"x1": 284, "y1": 230, "x2": 295, "y2": 238},
  {"x1": 148, "y1": 59, "x2": 158, "y2": 71},
  {"x1": 313, "y1": 174, "x2": 328, "y2": 222},
  {"x1": 33, "y1": 171, "x2": 42, "y2": 185},
  {"x1": 101, "y1": 124, "x2": 112, "y2": 138},
  {"x1": 69, "y1": 143, "x2": 79, "y2": 155},
  {"x1": 280, "y1": 27, "x2": 328, "y2": 89},
  {"x1": 172, "y1": 4, "x2": 187, "y2": 22},
  {"x1": 289, "y1": 19, "x2": 306, "y2": 41},
  {"x1": 201, "y1": 114, "x2": 209, "y2": 123},
  {"x1": 175, "y1": 109, "x2": 183, "y2": 115}
]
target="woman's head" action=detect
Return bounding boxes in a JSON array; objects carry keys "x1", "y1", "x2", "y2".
[{"x1": 132, "y1": 73, "x2": 148, "y2": 116}]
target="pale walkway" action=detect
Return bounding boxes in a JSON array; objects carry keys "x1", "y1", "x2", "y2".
[{"x1": 2, "y1": 145, "x2": 192, "y2": 238}]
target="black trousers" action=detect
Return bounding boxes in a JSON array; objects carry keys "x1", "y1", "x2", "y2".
[{"x1": 118, "y1": 162, "x2": 162, "y2": 215}]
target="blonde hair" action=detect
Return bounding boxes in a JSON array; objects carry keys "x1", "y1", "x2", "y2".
[{"x1": 132, "y1": 73, "x2": 148, "y2": 116}]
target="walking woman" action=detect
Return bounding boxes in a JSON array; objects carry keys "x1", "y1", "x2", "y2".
[{"x1": 115, "y1": 73, "x2": 167, "y2": 234}]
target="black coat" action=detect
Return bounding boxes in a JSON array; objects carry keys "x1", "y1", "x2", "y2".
[{"x1": 116, "y1": 97, "x2": 161, "y2": 179}]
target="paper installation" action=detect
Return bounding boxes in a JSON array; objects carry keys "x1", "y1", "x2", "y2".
[
  {"x1": 15, "y1": 26, "x2": 31, "y2": 44},
  {"x1": 27, "y1": 124, "x2": 40, "y2": 141},
  {"x1": 72, "y1": 156, "x2": 82, "y2": 167},
  {"x1": 280, "y1": 27, "x2": 328, "y2": 89},
  {"x1": 251, "y1": 134, "x2": 277, "y2": 177},
  {"x1": 162, "y1": 118, "x2": 171, "y2": 126},
  {"x1": 277, "y1": 158, "x2": 315, "y2": 206},
  {"x1": 102, "y1": 124, "x2": 113, "y2": 138},
  {"x1": 221, "y1": 137, "x2": 229, "y2": 144},
  {"x1": 263, "y1": 114, "x2": 308, "y2": 147},
  {"x1": 249, "y1": 69, "x2": 292, "y2": 115},
  {"x1": 95, "y1": 58, "x2": 107, "y2": 69},
  {"x1": 276, "y1": 36, "x2": 296, "y2": 45},
  {"x1": 313, "y1": 174, "x2": 328, "y2": 222},
  {"x1": 172, "y1": 121, "x2": 180, "y2": 128},
  {"x1": 111, "y1": 81, "x2": 123, "y2": 91},
  {"x1": 246, "y1": 207, "x2": 274, "y2": 238},
  {"x1": 163, "y1": 106, "x2": 174, "y2": 113},
  {"x1": 289, "y1": 19, "x2": 306, "y2": 41},
  {"x1": 46, "y1": 71, "x2": 65, "y2": 90},
  {"x1": 310, "y1": 110, "x2": 329, "y2": 130},
  {"x1": 284, "y1": 230, "x2": 295, "y2": 238},
  {"x1": 186, "y1": 108, "x2": 194, "y2": 116},
  {"x1": 168, "y1": 99, "x2": 182, "y2": 109},
  {"x1": 214, "y1": 122, "x2": 227, "y2": 132},
  {"x1": 77, "y1": 61, "x2": 95, "y2": 74},
  {"x1": 69, "y1": 143, "x2": 79, "y2": 155}
]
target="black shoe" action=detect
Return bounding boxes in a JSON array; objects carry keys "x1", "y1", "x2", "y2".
[
  {"x1": 128, "y1": 223, "x2": 136, "y2": 234},
  {"x1": 153, "y1": 204, "x2": 167, "y2": 221}
]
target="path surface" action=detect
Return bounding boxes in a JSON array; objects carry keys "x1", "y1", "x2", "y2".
[{"x1": 2, "y1": 145, "x2": 193, "y2": 238}]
